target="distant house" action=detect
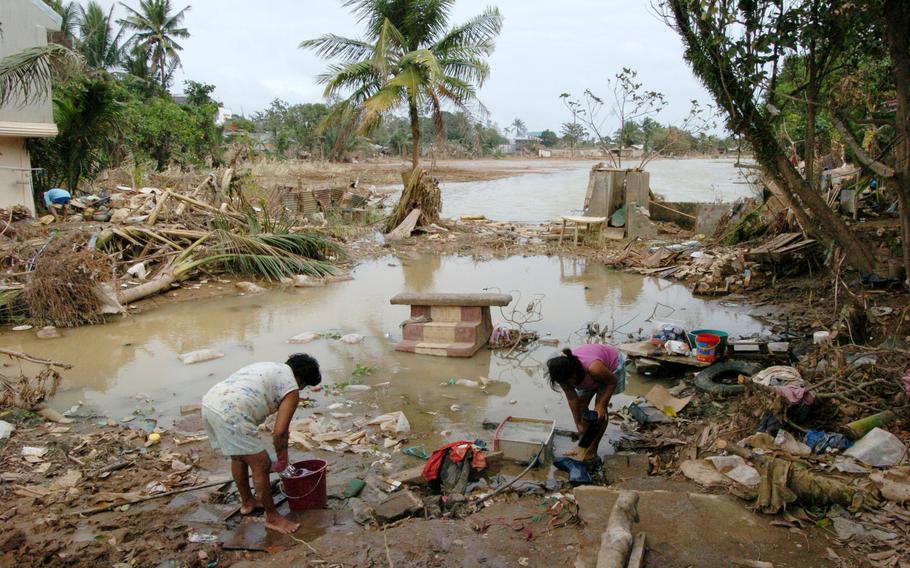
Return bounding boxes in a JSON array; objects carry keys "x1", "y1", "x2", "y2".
[{"x1": 0, "y1": 0, "x2": 62, "y2": 215}]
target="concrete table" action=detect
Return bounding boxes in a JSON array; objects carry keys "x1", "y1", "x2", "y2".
[
  {"x1": 390, "y1": 292, "x2": 512, "y2": 357},
  {"x1": 559, "y1": 215, "x2": 608, "y2": 246}
]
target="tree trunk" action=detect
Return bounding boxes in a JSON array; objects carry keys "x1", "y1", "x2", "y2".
[
  {"x1": 668, "y1": 1, "x2": 874, "y2": 273},
  {"x1": 409, "y1": 99, "x2": 420, "y2": 170},
  {"x1": 597, "y1": 491, "x2": 639, "y2": 568},
  {"x1": 884, "y1": 0, "x2": 910, "y2": 283},
  {"x1": 118, "y1": 270, "x2": 177, "y2": 304}
]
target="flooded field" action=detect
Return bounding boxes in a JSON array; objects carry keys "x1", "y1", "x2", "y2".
[
  {"x1": 0, "y1": 254, "x2": 765, "y2": 454},
  {"x1": 434, "y1": 158, "x2": 757, "y2": 223}
]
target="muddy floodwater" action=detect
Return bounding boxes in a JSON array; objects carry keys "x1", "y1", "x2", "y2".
[
  {"x1": 436, "y1": 158, "x2": 758, "y2": 223},
  {"x1": 0, "y1": 254, "x2": 766, "y2": 454}
]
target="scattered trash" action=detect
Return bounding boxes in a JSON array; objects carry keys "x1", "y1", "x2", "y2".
[
  {"x1": 146, "y1": 433, "x2": 161, "y2": 447},
  {"x1": 750, "y1": 365, "x2": 803, "y2": 387},
  {"x1": 178, "y1": 349, "x2": 225, "y2": 365},
  {"x1": 680, "y1": 459, "x2": 730, "y2": 488},
  {"x1": 628, "y1": 403, "x2": 672, "y2": 424},
  {"x1": 0, "y1": 420, "x2": 13, "y2": 440},
  {"x1": 804, "y1": 430, "x2": 853, "y2": 454},
  {"x1": 870, "y1": 467, "x2": 910, "y2": 503},
  {"x1": 340, "y1": 333, "x2": 364, "y2": 344},
  {"x1": 664, "y1": 340, "x2": 690, "y2": 356},
  {"x1": 235, "y1": 281, "x2": 266, "y2": 294},
  {"x1": 644, "y1": 385, "x2": 692, "y2": 416},
  {"x1": 36, "y1": 326, "x2": 60, "y2": 339},
  {"x1": 368, "y1": 412, "x2": 411, "y2": 435},
  {"x1": 706, "y1": 455, "x2": 760, "y2": 487},
  {"x1": 343, "y1": 384, "x2": 371, "y2": 392},
  {"x1": 844, "y1": 428, "x2": 908, "y2": 467},
  {"x1": 287, "y1": 331, "x2": 317, "y2": 344},
  {"x1": 449, "y1": 404, "x2": 462, "y2": 412},
  {"x1": 343, "y1": 479, "x2": 366, "y2": 498},
  {"x1": 404, "y1": 446, "x2": 429, "y2": 460},
  {"x1": 188, "y1": 533, "x2": 218, "y2": 543},
  {"x1": 21, "y1": 446, "x2": 47, "y2": 458},
  {"x1": 11, "y1": 325, "x2": 33, "y2": 331}
]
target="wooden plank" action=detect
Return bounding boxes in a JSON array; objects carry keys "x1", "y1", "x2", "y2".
[
  {"x1": 617, "y1": 340, "x2": 711, "y2": 368},
  {"x1": 627, "y1": 532, "x2": 647, "y2": 568},
  {"x1": 385, "y1": 208, "x2": 422, "y2": 241}
]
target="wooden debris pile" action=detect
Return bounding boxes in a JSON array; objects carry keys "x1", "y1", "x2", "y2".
[{"x1": 0, "y1": 168, "x2": 349, "y2": 325}]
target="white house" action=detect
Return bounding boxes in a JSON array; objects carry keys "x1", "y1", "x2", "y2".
[{"x1": 0, "y1": 0, "x2": 62, "y2": 215}]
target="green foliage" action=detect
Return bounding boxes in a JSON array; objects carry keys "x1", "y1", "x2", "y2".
[
  {"x1": 29, "y1": 74, "x2": 124, "y2": 191},
  {"x1": 538, "y1": 129, "x2": 559, "y2": 148},
  {"x1": 121, "y1": 93, "x2": 220, "y2": 170},
  {"x1": 254, "y1": 99, "x2": 332, "y2": 157}
]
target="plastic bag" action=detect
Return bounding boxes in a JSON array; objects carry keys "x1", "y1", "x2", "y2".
[
  {"x1": 844, "y1": 428, "x2": 908, "y2": 467},
  {"x1": 287, "y1": 331, "x2": 317, "y2": 344},
  {"x1": 340, "y1": 334, "x2": 364, "y2": 344},
  {"x1": 0, "y1": 420, "x2": 13, "y2": 440},
  {"x1": 650, "y1": 322, "x2": 686, "y2": 345},
  {"x1": 178, "y1": 349, "x2": 225, "y2": 365},
  {"x1": 368, "y1": 411, "x2": 411, "y2": 435}
]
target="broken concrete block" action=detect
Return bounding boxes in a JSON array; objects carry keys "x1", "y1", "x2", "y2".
[
  {"x1": 373, "y1": 489, "x2": 423, "y2": 523},
  {"x1": 348, "y1": 497, "x2": 374, "y2": 525}
]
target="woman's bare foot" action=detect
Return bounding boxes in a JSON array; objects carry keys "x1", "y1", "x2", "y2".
[
  {"x1": 240, "y1": 498, "x2": 264, "y2": 515},
  {"x1": 264, "y1": 512, "x2": 300, "y2": 535}
]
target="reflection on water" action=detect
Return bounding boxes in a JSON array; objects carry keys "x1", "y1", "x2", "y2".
[
  {"x1": 439, "y1": 158, "x2": 757, "y2": 223},
  {"x1": 0, "y1": 254, "x2": 764, "y2": 454}
]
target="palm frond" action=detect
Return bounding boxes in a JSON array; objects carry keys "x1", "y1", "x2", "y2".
[
  {"x1": 203, "y1": 230, "x2": 342, "y2": 280},
  {"x1": 0, "y1": 44, "x2": 83, "y2": 107},
  {"x1": 300, "y1": 34, "x2": 373, "y2": 63},
  {"x1": 433, "y1": 8, "x2": 502, "y2": 54}
]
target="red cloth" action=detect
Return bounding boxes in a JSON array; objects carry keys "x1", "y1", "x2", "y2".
[{"x1": 422, "y1": 441, "x2": 487, "y2": 483}]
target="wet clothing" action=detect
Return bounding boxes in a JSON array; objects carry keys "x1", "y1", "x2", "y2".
[
  {"x1": 44, "y1": 188, "x2": 71, "y2": 207},
  {"x1": 422, "y1": 441, "x2": 487, "y2": 483},
  {"x1": 571, "y1": 344, "x2": 626, "y2": 395},
  {"x1": 202, "y1": 362, "x2": 298, "y2": 457}
]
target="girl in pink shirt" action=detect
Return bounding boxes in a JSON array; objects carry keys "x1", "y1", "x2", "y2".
[{"x1": 546, "y1": 344, "x2": 626, "y2": 461}]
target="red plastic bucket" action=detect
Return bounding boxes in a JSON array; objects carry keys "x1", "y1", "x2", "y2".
[
  {"x1": 281, "y1": 459, "x2": 327, "y2": 511},
  {"x1": 695, "y1": 333, "x2": 721, "y2": 363}
]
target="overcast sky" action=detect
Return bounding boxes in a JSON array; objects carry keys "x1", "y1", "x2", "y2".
[{"x1": 86, "y1": 0, "x2": 712, "y2": 133}]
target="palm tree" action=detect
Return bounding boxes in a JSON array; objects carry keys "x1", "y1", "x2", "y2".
[
  {"x1": 78, "y1": 1, "x2": 125, "y2": 71},
  {"x1": 510, "y1": 118, "x2": 527, "y2": 138},
  {"x1": 46, "y1": 1, "x2": 80, "y2": 47},
  {"x1": 119, "y1": 0, "x2": 190, "y2": 90},
  {"x1": 301, "y1": 0, "x2": 503, "y2": 169}
]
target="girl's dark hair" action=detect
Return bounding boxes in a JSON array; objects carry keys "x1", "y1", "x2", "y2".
[
  {"x1": 546, "y1": 348, "x2": 584, "y2": 390},
  {"x1": 286, "y1": 353, "x2": 321, "y2": 388}
]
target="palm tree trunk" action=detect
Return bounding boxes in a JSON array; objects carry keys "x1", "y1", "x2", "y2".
[
  {"x1": 409, "y1": 99, "x2": 420, "y2": 170},
  {"x1": 885, "y1": 0, "x2": 910, "y2": 283}
]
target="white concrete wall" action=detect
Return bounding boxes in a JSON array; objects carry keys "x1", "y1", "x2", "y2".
[
  {"x1": 0, "y1": 138, "x2": 36, "y2": 214},
  {"x1": 0, "y1": 0, "x2": 62, "y2": 215},
  {"x1": 0, "y1": 0, "x2": 61, "y2": 125}
]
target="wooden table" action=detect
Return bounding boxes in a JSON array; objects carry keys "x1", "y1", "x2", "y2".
[
  {"x1": 617, "y1": 340, "x2": 712, "y2": 368},
  {"x1": 559, "y1": 215, "x2": 608, "y2": 246}
]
